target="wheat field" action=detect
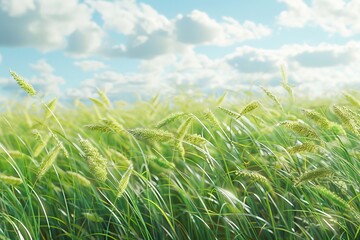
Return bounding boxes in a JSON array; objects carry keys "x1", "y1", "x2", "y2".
[{"x1": 0, "y1": 71, "x2": 359, "y2": 239}]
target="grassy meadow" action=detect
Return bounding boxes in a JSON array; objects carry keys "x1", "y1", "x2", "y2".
[{"x1": 0, "y1": 71, "x2": 359, "y2": 239}]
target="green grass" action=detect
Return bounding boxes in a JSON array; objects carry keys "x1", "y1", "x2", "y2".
[{"x1": 0, "y1": 71, "x2": 359, "y2": 239}]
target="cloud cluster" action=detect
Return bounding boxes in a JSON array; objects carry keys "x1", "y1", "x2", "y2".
[
  {"x1": 1, "y1": 0, "x2": 359, "y2": 102},
  {"x1": 0, "y1": 0, "x2": 271, "y2": 59},
  {"x1": 278, "y1": 0, "x2": 360, "y2": 36},
  {"x1": 29, "y1": 60, "x2": 65, "y2": 95},
  {"x1": 0, "y1": 0, "x2": 103, "y2": 55},
  {"x1": 70, "y1": 41, "x2": 360, "y2": 100},
  {"x1": 97, "y1": 7, "x2": 271, "y2": 59}
]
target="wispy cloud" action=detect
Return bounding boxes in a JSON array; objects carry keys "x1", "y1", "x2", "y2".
[{"x1": 74, "y1": 60, "x2": 108, "y2": 72}]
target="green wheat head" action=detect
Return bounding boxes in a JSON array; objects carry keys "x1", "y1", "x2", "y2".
[
  {"x1": 79, "y1": 139, "x2": 108, "y2": 183},
  {"x1": 128, "y1": 128, "x2": 174, "y2": 142},
  {"x1": 37, "y1": 144, "x2": 61, "y2": 179},
  {"x1": 280, "y1": 120, "x2": 319, "y2": 140},
  {"x1": 66, "y1": 171, "x2": 91, "y2": 187},
  {"x1": 156, "y1": 112, "x2": 190, "y2": 128},
  {"x1": 261, "y1": 87, "x2": 283, "y2": 110},
  {"x1": 117, "y1": 164, "x2": 133, "y2": 198},
  {"x1": 10, "y1": 70, "x2": 37, "y2": 96},
  {"x1": 203, "y1": 109, "x2": 222, "y2": 128},
  {"x1": 295, "y1": 168, "x2": 334, "y2": 186},
  {"x1": 236, "y1": 170, "x2": 273, "y2": 194},
  {"x1": 288, "y1": 142, "x2": 319, "y2": 154},
  {"x1": 343, "y1": 92, "x2": 360, "y2": 108},
  {"x1": 0, "y1": 173, "x2": 23, "y2": 186}
]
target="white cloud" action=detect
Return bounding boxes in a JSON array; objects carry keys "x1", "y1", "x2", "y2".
[
  {"x1": 87, "y1": 1, "x2": 271, "y2": 59},
  {"x1": 277, "y1": 0, "x2": 360, "y2": 36},
  {"x1": 68, "y1": 51, "x2": 240, "y2": 99},
  {"x1": 87, "y1": 0, "x2": 170, "y2": 35},
  {"x1": 30, "y1": 59, "x2": 54, "y2": 73},
  {"x1": 225, "y1": 41, "x2": 360, "y2": 97},
  {"x1": 0, "y1": 0, "x2": 271, "y2": 59},
  {"x1": 277, "y1": 0, "x2": 312, "y2": 28},
  {"x1": 289, "y1": 41, "x2": 360, "y2": 67},
  {"x1": 226, "y1": 46, "x2": 282, "y2": 74},
  {"x1": 0, "y1": 0, "x2": 35, "y2": 16},
  {"x1": 74, "y1": 60, "x2": 107, "y2": 72},
  {"x1": 30, "y1": 59, "x2": 65, "y2": 96},
  {"x1": 0, "y1": 0, "x2": 103, "y2": 55},
  {"x1": 66, "y1": 23, "x2": 104, "y2": 56},
  {"x1": 66, "y1": 40, "x2": 360, "y2": 100},
  {"x1": 175, "y1": 11, "x2": 271, "y2": 46},
  {"x1": 175, "y1": 10, "x2": 221, "y2": 44}
]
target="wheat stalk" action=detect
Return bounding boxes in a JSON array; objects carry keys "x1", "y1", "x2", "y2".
[
  {"x1": 288, "y1": 142, "x2": 319, "y2": 154},
  {"x1": 333, "y1": 106, "x2": 359, "y2": 135},
  {"x1": 280, "y1": 120, "x2": 319, "y2": 140},
  {"x1": 0, "y1": 173, "x2": 23, "y2": 186},
  {"x1": 102, "y1": 118, "x2": 125, "y2": 134},
  {"x1": 106, "y1": 149, "x2": 132, "y2": 167},
  {"x1": 295, "y1": 168, "x2": 333, "y2": 186},
  {"x1": 280, "y1": 65, "x2": 293, "y2": 100},
  {"x1": 82, "y1": 212, "x2": 104, "y2": 222},
  {"x1": 301, "y1": 109, "x2": 331, "y2": 129},
  {"x1": 183, "y1": 133, "x2": 207, "y2": 146},
  {"x1": 85, "y1": 124, "x2": 113, "y2": 133},
  {"x1": 261, "y1": 87, "x2": 283, "y2": 110},
  {"x1": 156, "y1": 112, "x2": 190, "y2": 128},
  {"x1": 239, "y1": 101, "x2": 260, "y2": 116},
  {"x1": 89, "y1": 97, "x2": 106, "y2": 108},
  {"x1": 45, "y1": 97, "x2": 57, "y2": 119},
  {"x1": 128, "y1": 128, "x2": 174, "y2": 142},
  {"x1": 203, "y1": 110, "x2": 221, "y2": 129},
  {"x1": 216, "y1": 92, "x2": 228, "y2": 106},
  {"x1": 79, "y1": 139, "x2": 108, "y2": 183},
  {"x1": 117, "y1": 164, "x2": 133, "y2": 198},
  {"x1": 175, "y1": 116, "x2": 193, "y2": 158},
  {"x1": 66, "y1": 171, "x2": 91, "y2": 187},
  {"x1": 236, "y1": 170, "x2": 273, "y2": 194},
  {"x1": 311, "y1": 185, "x2": 354, "y2": 213},
  {"x1": 343, "y1": 92, "x2": 360, "y2": 108},
  {"x1": 97, "y1": 89, "x2": 112, "y2": 108},
  {"x1": 218, "y1": 106, "x2": 241, "y2": 118},
  {"x1": 10, "y1": 70, "x2": 37, "y2": 96},
  {"x1": 152, "y1": 157, "x2": 175, "y2": 169},
  {"x1": 37, "y1": 144, "x2": 61, "y2": 179},
  {"x1": 33, "y1": 134, "x2": 51, "y2": 157}
]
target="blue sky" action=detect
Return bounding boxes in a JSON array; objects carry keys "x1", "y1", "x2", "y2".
[{"x1": 1, "y1": 0, "x2": 360, "y2": 101}]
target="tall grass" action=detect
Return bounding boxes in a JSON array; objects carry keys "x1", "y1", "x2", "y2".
[{"x1": 0, "y1": 71, "x2": 359, "y2": 239}]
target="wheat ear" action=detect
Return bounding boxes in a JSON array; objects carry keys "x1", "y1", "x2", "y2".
[
  {"x1": 295, "y1": 168, "x2": 333, "y2": 186},
  {"x1": 117, "y1": 164, "x2": 133, "y2": 198},
  {"x1": 37, "y1": 144, "x2": 61, "y2": 179},
  {"x1": 66, "y1": 171, "x2": 91, "y2": 187},
  {"x1": 0, "y1": 173, "x2": 23, "y2": 186},
  {"x1": 280, "y1": 121, "x2": 319, "y2": 140},
  {"x1": 156, "y1": 112, "x2": 190, "y2": 128},
  {"x1": 128, "y1": 128, "x2": 174, "y2": 142},
  {"x1": 10, "y1": 70, "x2": 37, "y2": 96},
  {"x1": 79, "y1": 139, "x2": 108, "y2": 183}
]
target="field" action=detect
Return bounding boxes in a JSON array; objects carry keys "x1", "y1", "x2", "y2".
[{"x1": 0, "y1": 71, "x2": 359, "y2": 239}]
